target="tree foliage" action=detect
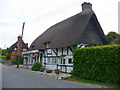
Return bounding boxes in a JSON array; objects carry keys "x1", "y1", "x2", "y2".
[
  {"x1": 1, "y1": 49, "x2": 10, "y2": 60},
  {"x1": 11, "y1": 55, "x2": 24, "y2": 65},
  {"x1": 106, "y1": 31, "x2": 120, "y2": 43}
]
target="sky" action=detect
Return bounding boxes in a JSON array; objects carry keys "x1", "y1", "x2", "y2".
[{"x1": 0, "y1": 0, "x2": 119, "y2": 49}]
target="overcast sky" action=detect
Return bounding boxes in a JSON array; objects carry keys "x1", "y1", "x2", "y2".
[{"x1": 0, "y1": 0, "x2": 119, "y2": 49}]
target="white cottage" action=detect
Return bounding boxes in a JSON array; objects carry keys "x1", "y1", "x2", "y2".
[{"x1": 22, "y1": 2, "x2": 107, "y2": 73}]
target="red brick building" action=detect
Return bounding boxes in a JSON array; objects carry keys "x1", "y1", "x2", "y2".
[{"x1": 8, "y1": 36, "x2": 28, "y2": 60}]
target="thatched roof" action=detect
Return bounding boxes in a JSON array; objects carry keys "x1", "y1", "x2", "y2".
[
  {"x1": 8, "y1": 40, "x2": 28, "y2": 52},
  {"x1": 112, "y1": 37, "x2": 120, "y2": 44},
  {"x1": 30, "y1": 8, "x2": 107, "y2": 50}
]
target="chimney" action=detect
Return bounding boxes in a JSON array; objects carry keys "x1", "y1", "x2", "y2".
[
  {"x1": 81, "y1": 2, "x2": 92, "y2": 11},
  {"x1": 17, "y1": 36, "x2": 22, "y2": 55}
]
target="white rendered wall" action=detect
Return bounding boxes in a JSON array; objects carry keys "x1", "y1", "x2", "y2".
[
  {"x1": 44, "y1": 48, "x2": 73, "y2": 73},
  {"x1": 45, "y1": 64, "x2": 57, "y2": 70}
]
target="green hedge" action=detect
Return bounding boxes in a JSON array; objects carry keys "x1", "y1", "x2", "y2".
[
  {"x1": 32, "y1": 62, "x2": 43, "y2": 71},
  {"x1": 73, "y1": 45, "x2": 120, "y2": 84}
]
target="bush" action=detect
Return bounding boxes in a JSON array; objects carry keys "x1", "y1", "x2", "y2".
[
  {"x1": 11, "y1": 60, "x2": 17, "y2": 64},
  {"x1": 11, "y1": 55, "x2": 23, "y2": 65},
  {"x1": 1, "y1": 56, "x2": 6, "y2": 60},
  {"x1": 32, "y1": 62, "x2": 43, "y2": 71},
  {"x1": 73, "y1": 45, "x2": 120, "y2": 84}
]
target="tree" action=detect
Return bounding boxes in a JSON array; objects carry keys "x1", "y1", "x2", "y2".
[
  {"x1": 105, "y1": 31, "x2": 120, "y2": 43},
  {"x1": 1, "y1": 49, "x2": 10, "y2": 60}
]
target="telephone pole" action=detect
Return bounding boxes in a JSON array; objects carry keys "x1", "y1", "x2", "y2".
[{"x1": 17, "y1": 22, "x2": 25, "y2": 68}]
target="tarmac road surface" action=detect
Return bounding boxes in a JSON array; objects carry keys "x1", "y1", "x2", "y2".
[{"x1": 2, "y1": 64, "x2": 104, "y2": 88}]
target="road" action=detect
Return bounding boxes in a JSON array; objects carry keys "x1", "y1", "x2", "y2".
[{"x1": 2, "y1": 64, "x2": 102, "y2": 88}]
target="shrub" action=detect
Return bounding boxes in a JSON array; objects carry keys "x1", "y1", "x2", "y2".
[
  {"x1": 32, "y1": 62, "x2": 43, "y2": 71},
  {"x1": 11, "y1": 60, "x2": 17, "y2": 64},
  {"x1": 73, "y1": 45, "x2": 120, "y2": 84},
  {"x1": 1, "y1": 56, "x2": 6, "y2": 60},
  {"x1": 24, "y1": 57, "x2": 28, "y2": 59},
  {"x1": 11, "y1": 55, "x2": 23, "y2": 65}
]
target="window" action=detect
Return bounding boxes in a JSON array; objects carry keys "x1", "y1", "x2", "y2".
[
  {"x1": 22, "y1": 48, "x2": 27, "y2": 51},
  {"x1": 52, "y1": 57, "x2": 57, "y2": 64},
  {"x1": 47, "y1": 58, "x2": 51, "y2": 64},
  {"x1": 40, "y1": 53, "x2": 43, "y2": 62},
  {"x1": 60, "y1": 59, "x2": 62, "y2": 64},
  {"x1": 68, "y1": 58, "x2": 72, "y2": 64},
  {"x1": 14, "y1": 48, "x2": 17, "y2": 50},
  {"x1": 59, "y1": 59, "x2": 65, "y2": 64},
  {"x1": 36, "y1": 56, "x2": 39, "y2": 62},
  {"x1": 46, "y1": 43, "x2": 49, "y2": 48},
  {"x1": 63, "y1": 59, "x2": 65, "y2": 64},
  {"x1": 58, "y1": 59, "x2": 62, "y2": 64},
  {"x1": 44, "y1": 42, "x2": 50, "y2": 49},
  {"x1": 47, "y1": 58, "x2": 57, "y2": 64}
]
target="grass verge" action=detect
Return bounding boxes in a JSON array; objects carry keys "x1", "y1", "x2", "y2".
[{"x1": 63, "y1": 75, "x2": 119, "y2": 88}]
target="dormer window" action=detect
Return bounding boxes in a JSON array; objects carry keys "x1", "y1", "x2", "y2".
[
  {"x1": 46, "y1": 43, "x2": 49, "y2": 48},
  {"x1": 44, "y1": 42, "x2": 50, "y2": 49},
  {"x1": 22, "y1": 48, "x2": 27, "y2": 51}
]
